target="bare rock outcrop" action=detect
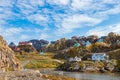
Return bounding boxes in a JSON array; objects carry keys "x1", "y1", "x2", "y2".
[{"x1": 0, "y1": 35, "x2": 21, "y2": 72}]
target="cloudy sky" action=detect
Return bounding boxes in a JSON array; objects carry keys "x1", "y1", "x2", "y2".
[{"x1": 0, "y1": 0, "x2": 120, "y2": 44}]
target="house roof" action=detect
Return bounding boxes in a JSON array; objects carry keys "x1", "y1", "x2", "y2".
[
  {"x1": 92, "y1": 53, "x2": 106, "y2": 56},
  {"x1": 19, "y1": 42, "x2": 32, "y2": 45}
]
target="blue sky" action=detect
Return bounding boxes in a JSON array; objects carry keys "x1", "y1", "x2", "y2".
[{"x1": 0, "y1": 0, "x2": 120, "y2": 44}]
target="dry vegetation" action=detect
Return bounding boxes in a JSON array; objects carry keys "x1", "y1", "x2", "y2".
[{"x1": 15, "y1": 52, "x2": 64, "y2": 69}]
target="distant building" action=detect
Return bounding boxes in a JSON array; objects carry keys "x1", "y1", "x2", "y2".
[
  {"x1": 9, "y1": 42, "x2": 20, "y2": 52},
  {"x1": 69, "y1": 56, "x2": 81, "y2": 62},
  {"x1": 98, "y1": 38, "x2": 104, "y2": 42},
  {"x1": 13, "y1": 47, "x2": 20, "y2": 52},
  {"x1": 19, "y1": 42, "x2": 32, "y2": 46},
  {"x1": 108, "y1": 32, "x2": 116, "y2": 37},
  {"x1": 9, "y1": 42, "x2": 16, "y2": 48},
  {"x1": 98, "y1": 36, "x2": 107, "y2": 42},
  {"x1": 72, "y1": 36, "x2": 78, "y2": 39},
  {"x1": 78, "y1": 36, "x2": 85, "y2": 39},
  {"x1": 60, "y1": 38, "x2": 67, "y2": 41},
  {"x1": 51, "y1": 41, "x2": 56, "y2": 44},
  {"x1": 101, "y1": 36, "x2": 107, "y2": 39},
  {"x1": 86, "y1": 41, "x2": 91, "y2": 45},
  {"x1": 73, "y1": 43, "x2": 80, "y2": 47},
  {"x1": 92, "y1": 53, "x2": 109, "y2": 61}
]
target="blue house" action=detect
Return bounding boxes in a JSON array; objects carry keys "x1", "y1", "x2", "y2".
[
  {"x1": 92, "y1": 53, "x2": 109, "y2": 61},
  {"x1": 51, "y1": 41, "x2": 56, "y2": 44},
  {"x1": 86, "y1": 41, "x2": 91, "y2": 45}
]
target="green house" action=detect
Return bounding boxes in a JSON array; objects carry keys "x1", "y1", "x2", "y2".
[{"x1": 73, "y1": 43, "x2": 80, "y2": 47}]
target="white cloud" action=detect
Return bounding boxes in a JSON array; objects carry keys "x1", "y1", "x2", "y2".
[
  {"x1": 70, "y1": 0, "x2": 120, "y2": 20},
  {"x1": 16, "y1": 0, "x2": 36, "y2": 15},
  {"x1": 0, "y1": 26, "x2": 23, "y2": 43},
  {"x1": 27, "y1": 14, "x2": 49, "y2": 26},
  {"x1": 55, "y1": 14, "x2": 102, "y2": 35},
  {"x1": 0, "y1": 0, "x2": 14, "y2": 7},
  {"x1": 0, "y1": 0, "x2": 120, "y2": 43},
  {"x1": 16, "y1": 0, "x2": 49, "y2": 27},
  {"x1": 86, "y1": 23, "x2": 120, "y2": 36},
  {"x1": 0, "y1": 1, "x2": 13, "y2": 24},
  {"x1": 71, "y1": 0, "x2": 120, "y2": 11},
  {"x1": 0, "y1": 26, "x2": 49, "y2": 44},
  {"x1": 102, "y1": 0, "x2": 120, "y2": 4},
  {"x1": 0, "y1": 0, "x2": 49, "y2": 43},
  {"x1": 16, "y1": 0, "x2": 44, "y2": 16},
  {"x1": 4, "y1": 27, "x2": 23, "y2": 36},
  {"x1": 20, "y1": 35, "x2": 30, "y2": 40},
  {"x1": 53, "y1": 0, "x2": 120, "y2": 36},
  {"x1": 29, "y1": 0, "x2": 44, "y2": 7},
  {"x1": 40, "y1": 33, "x2": 49, "y2": 39},
  {"x1": 96, "y1": 4, "x2": 120, "y2": 17},
  {"x1": 71, "y1": 0, "x2": 93, "y2": 10},
  {"x1": 47, "y1": 0, "x2": 70, "y2": 5}
]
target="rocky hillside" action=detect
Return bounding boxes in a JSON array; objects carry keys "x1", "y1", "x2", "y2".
[
  {"x1": 29, "y1": 39, "x2": 49, "y2": 51},
  {"x1": 0, "y1": 35, "x2": 21, "y2": 72}
]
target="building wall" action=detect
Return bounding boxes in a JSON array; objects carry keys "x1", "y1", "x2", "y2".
[{"x1": 92, "y1": 53, "x2": 106, "y2": 61}]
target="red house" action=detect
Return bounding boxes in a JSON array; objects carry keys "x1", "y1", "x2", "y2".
[{"x1": 19, "y1": 42, "x2": 32, "y2": 46}]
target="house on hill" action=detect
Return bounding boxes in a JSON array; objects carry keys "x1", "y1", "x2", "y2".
[
  {"x1": 92, "y1": 53, "x2": 109, "y2": 61},
  {"x1": 9, "y1": 42, "x2": 16, "y2": 50},
  {"x1": 18, "y1": 41, "x2": 36, "y2": 53},
  {"x1": 72, "y1": 36, "x2": 78, "y2": 39},
  {"x1": 9, "y1": 42, "x2": 20, "y2": 52},
  {"x1": 51, "y1": 41, "x2": 56, "y2": 44},
  {"x1": 82, "y1": 53, "x2": 109, "y2": 61},
  {"x1": 73, "y1": 43, "x2": 80, "y2": 47},
  {"x1": 19, "y1": 42, "x2": 32, "y2": 46},
  {"x1": 69, "y1": 56, "x2": 81, "y2": 62}
]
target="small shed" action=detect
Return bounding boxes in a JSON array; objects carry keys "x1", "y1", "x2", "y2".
[{"x1": 69, "y1": 56, "x2": 81, "y2": 62}]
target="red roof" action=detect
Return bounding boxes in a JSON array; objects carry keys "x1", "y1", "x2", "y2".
[
  {"x1": 72, "y1": 36, "x2": 78, "y2": 39},
  {"x1": 19, "y1": 42, "x2": 32, "y2": 45}
]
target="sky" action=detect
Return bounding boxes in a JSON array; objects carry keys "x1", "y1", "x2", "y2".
[{"x1": 0, "y1": 0, "x2": 120, "y2": 44}]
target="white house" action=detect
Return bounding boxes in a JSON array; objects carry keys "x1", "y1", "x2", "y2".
[
  {"x1": 92, "y1": 53, "x2": 109, "y2": 61},
  {"x1": 69, "y1": 56, "x2": 81, "y2": 62}
]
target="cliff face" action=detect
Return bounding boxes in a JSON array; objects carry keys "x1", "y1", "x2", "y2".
[{"x1": 0, "y1": 35, "x2": 21, "y2": 72}]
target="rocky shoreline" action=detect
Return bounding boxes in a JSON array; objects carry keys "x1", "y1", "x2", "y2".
[
  {"x1": 0, "y1": 70, "x2": 43, "y2": 80},
  {"x1": 0, "y1": 35, "x2": 22, "y2": 72},
  {"x1": 57, "y1": 60, "x2": 120, "y2": 73},
  {"x1": 0, "y1": 69, "x2": 77, "y2": 80}
]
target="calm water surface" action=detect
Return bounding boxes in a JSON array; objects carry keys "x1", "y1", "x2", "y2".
[
  {"x1": 41, "y1": 70, "x2": 120, "y2": 80},
  {"x1": 64, "y1": 72, "x2": 120, "y2": 80}
]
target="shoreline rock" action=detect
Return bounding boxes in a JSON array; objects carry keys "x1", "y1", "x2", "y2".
[
  {"x1": 0, "y1": 35, "x2": 22, "y2": 72},
  {"x1": 0, "y1": 69, "x2": 77, "y2": 80}
]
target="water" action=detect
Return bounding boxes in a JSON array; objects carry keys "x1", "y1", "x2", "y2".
[
  {"x1": 40, "y1": 70, "x2": 120, "y2": 80},
  {"x1": 64, "y1": 72, "x2": 120, "y2": 80}
]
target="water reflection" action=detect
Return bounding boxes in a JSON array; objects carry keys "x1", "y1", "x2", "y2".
[
  {"x1": 64, "y1": 72, "x2": 120, "y2": 80},
  {"x1": 40, "y1": 70, "x2": 120, "y2": 80}
]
